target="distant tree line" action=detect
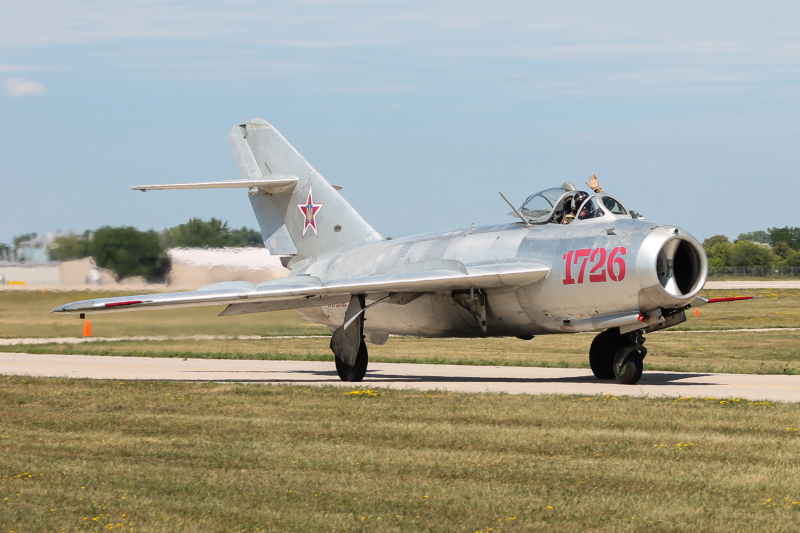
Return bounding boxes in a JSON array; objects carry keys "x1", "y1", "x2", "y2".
[
  {"x1": 20, "y1": 218, "x2": 265, "y2": 282},
  {"x1": 704, "y1": 227, "x2": 800, "y2": 268},
  {"x1": 162, "y1": 218, "x2": 262, "y2": 249}
]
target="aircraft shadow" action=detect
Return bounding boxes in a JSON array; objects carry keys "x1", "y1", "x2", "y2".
[{"x1": 181, "y1": 369, "x2": 714, "y2": 386}]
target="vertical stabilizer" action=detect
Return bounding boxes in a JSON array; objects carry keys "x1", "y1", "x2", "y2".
[{"x1": 229, "y1": 119, "x2": 382, "y2": 266}]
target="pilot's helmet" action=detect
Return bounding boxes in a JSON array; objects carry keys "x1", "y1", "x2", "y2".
[
  {"x1": 572, "y1": 191, "x2": 589, "y2": 212},
  {"x1": 561, "y1": 181, "x2": 577, "y2": 191}
]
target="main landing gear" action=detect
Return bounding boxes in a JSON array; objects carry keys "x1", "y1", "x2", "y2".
[
  {"x1": 589, "y1": 327, "x2": 647, "y2": 385},
  {"x1": 330, "y1": 295, "x2": 369, "y2": 382}
]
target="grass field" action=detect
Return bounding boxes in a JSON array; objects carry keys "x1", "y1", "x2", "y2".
[
  {"x1": 2, "y1": 291, "x2": 799, "y2": 532},
  {"x1": 676, "y1": 288, "x2": 800, "y2": 330},
  {"x1": 1, "y1": 377, "x2": 799, "y2": 533},
  {"x1": 0, "y1": 291, "x2": 329, "y2": 339},
  {"x1": 1, "y1": 289, "x2": 799, "y2": 340}
]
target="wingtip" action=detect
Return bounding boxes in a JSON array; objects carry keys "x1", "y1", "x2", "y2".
[{"x1": 50, "y1": 301, "x2": 94, "y2": 313}]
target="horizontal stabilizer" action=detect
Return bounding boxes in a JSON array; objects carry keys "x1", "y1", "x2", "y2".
[
  {"x1": 132, "y1": 175, "x2": 301, "y2": 193},
  {"x1": 51, "y1": 260, "x2": 551, "y2": 315}
]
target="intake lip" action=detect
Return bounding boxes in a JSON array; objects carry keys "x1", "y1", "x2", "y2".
[
  {"x1": 637, "y1": 227, "x2": 708, "y2": 310},
  {"x1": 656, "y1": 237, "x2": 706, "y2": 297}
]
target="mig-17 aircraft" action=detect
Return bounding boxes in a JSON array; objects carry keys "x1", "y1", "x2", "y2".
[{"x1": 54, "y1": 119, "x2": 749, "y2": 385}]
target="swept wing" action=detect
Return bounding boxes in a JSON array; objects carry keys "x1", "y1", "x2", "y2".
[{"x1": 51, "y1": 260, "x2": 551, "y2": 315}]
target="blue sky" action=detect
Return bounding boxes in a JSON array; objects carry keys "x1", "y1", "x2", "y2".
[{"x1": 2, "y1": 0, "x2": 799, "y2": 245}]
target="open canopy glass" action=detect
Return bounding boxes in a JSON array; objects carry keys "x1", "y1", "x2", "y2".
[{"x1": 514, "y1": 187, "x2": 631, "y2": 225}]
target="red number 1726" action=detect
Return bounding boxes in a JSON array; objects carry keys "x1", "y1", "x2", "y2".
[{"x1": 563, "y1": 247, "x2": 626, "y2": 285}]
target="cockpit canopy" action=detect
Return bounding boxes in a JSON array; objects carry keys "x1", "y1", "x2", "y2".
[{"x1": 515, "y1": 187, "x2": 630, "y2": 225}]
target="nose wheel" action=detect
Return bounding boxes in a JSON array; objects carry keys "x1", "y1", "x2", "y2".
[
  {"x1": 590, "y1": 328, "x2": 647, "y2": 384},
  {"x1": 613, "y1": 342, "x2": 646, "y2": 385}
]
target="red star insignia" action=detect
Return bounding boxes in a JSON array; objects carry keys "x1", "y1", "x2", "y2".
[{"x1": 297, "y1": 186, "x2": 324, "y2": 236}]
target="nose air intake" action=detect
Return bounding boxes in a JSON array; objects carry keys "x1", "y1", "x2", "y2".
[
  {"x1": 638, "y1": 227, "x2": 707, "y2": 310},
  {"x1": 656, "y1": 238, "x2": 704, "y2": 297}
]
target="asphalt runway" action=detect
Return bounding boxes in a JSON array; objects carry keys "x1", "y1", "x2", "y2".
[{"x1": 2, "y1": 352, "x2": 799, "y2": 402}]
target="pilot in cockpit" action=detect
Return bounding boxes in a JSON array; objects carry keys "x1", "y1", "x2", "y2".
[
  {"x1": 561, "y1": 191, "x2": 588, "y2": 225},
  {"x1": 560, "y1": 174, "x2": 604, "y2": 225},
  {"x1": 578, "y1": 198, "x2": 596, "y2": 219}
]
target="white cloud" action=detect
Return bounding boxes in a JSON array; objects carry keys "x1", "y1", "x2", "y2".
[{"x1": 4, "y1": 77, "x2": 47, "y2": 97}]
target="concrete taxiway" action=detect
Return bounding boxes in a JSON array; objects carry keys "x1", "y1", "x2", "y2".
[{"x1": 2, "y1": 352, "x2": 798, "y2": 402}]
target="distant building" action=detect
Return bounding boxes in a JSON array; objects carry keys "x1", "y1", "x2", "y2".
[{"x1": 1, "y1": 246, "x2": 285, "y2": 289}]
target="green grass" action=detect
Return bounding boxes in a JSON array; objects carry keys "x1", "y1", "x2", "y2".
[{"x1": 1, "y1": 377, "x2": 799, "y2": 532}]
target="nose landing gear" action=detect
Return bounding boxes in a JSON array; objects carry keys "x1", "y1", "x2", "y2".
[
  {"x1": 590, "y1": 328, "x2": 647, "y2": 384},
  {"x1": 613, "y1": 331, "x2": 646, "y2": 385}
]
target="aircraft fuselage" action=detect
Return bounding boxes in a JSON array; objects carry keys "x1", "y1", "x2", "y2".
[{"x1": 295, "y1": 218, "x2": 706, "y2": 339}]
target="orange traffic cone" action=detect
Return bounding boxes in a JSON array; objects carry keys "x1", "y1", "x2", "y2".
[
  {"x1": 694, "y1": 308, "x2": 700, "y2": 317},
  {"x1": 83, "y1": 320, "x2": 92, "y2": 338}
]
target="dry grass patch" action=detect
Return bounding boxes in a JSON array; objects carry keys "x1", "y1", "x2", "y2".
[
  {"x1": 1, "y1": 377, "x2": 799, "y2": 532},
  {"x1": 681, "y1": 288, "x2": 800, "y2": 330},
  {"x1": 0, "y1": 290, "x2": 328, "y2": 338}
]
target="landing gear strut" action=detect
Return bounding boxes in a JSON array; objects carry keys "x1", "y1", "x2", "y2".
[
  {"x1": 613, "y1": 331, "x2": 646, "y2": 385},
  {"x1": 589, "y1": 328, "x2": 647, "y2": 385},
  {"x1": 330, "y1": 295, "x2": 369, "y2": 382}
]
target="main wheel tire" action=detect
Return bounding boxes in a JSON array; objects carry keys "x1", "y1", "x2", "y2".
[
  {"x1": 335, "y1": 340, "x2": 369, "y2": 382},
  {"x1": 614, "y1": 350, "x2": 644, "y2": 385},
  {"x1": 589, "y1": 328, "x2": 624, "y2": 380}
]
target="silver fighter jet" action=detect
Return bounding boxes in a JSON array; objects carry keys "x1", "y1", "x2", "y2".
[{"x1": 53, "y1": 119, "x2": 749, "y2": 384}]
